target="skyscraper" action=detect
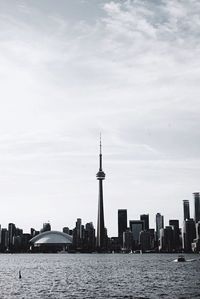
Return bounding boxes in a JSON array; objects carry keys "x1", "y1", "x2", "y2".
[
  {"x1": 129, "y1": 220, "x2": 144, "y2": 249},
  {"x1": 96, "y1": 136, "x2": 106, "y2": 250},
  {"x1": 193, "y1": 192, "x2": 200, "y2": 223},
  {"x1": 118, "y1": 209, "x2": 127, "y2": 246},
  {"x1": 140, "y1": 214, "x2": 149, "y2": 230},
  {"x1": 156, "y1": 213, "x2": 164, "y2": 239},
  {"x1": 183, "y1": 200, "x2": 190, "y2": 220},
  {"x1": 169, "y1": 219, "x2": 180, "y2": 251},
  {"x1": 183, "y1": 218, "x2": 196, "y2": 252}
]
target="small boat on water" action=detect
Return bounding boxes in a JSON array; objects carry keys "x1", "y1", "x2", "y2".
[{"x1": 177, "y1": 255, "x2": 186, "y2": 262}]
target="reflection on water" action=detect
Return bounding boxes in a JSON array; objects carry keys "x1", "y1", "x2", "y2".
[{"x1": 0, "y1": 253, "x2": 199, "y2": 298}]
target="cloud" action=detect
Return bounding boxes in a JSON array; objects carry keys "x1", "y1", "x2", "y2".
[{"x1": 0, "y1": 0, "x2": 200, "y2": 233}]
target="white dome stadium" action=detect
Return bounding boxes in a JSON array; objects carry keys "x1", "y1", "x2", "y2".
[{"x1": 30, "y1": 231, "x2": 73, "y2": 245}]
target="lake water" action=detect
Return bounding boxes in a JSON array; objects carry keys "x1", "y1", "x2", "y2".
[{"x1": 0, "y1": 253, "x2": 199, "y2": 298}]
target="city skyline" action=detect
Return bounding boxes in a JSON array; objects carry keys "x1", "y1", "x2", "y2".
[
  {"x1": 1, "y1": 0, "x2": 200, "y2": 235},
  {"x1": 0, "y1": 191, "x2": 199, "y2": 253}
]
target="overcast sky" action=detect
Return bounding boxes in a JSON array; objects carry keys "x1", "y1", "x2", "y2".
[{"x1": 0, "y1": 0, "x2": 200, "y2": 235}]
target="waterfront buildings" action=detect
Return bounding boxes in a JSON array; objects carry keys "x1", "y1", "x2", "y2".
[{"x1": 0, "y1": 140, "x2": 199, "y2": 253}]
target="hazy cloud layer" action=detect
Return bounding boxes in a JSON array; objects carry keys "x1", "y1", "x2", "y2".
[{"x1": 0, "y1": 0, "x2": 200, "y2": 234}]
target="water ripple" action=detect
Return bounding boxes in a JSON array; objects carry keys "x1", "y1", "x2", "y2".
[{"x1": 0, "y1": 253, "x2": 199, "y2": 298}]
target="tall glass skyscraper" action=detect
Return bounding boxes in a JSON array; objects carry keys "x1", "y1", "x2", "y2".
[
  {"x1": 193, "y1": 192, "x2": 200, "y2": 223},
  {"x1": 118, "y1": 209, "x2": 127, "y2": 245},
  {"x1": 183, "y1": 200, "x2": 190, "y2": 221},
  {"x1": 156, "y1": 213, "x2": 164, "y2": 239},
  {"x1": 140, "y1": 214, "x2": 149, "y2": 231}
]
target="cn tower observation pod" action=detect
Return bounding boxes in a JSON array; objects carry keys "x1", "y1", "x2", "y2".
[{"x1": 30, "y1": 231, "x2": 73, "y2": 253}]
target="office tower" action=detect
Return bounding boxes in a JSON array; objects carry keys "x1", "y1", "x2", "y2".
[
  {"x1": 156, "y1": 213, "x2": 164, "y2": 239},
  {"x1": 159, "y1": 226, "x2": 173, "y2": 252},
  {"x1": 123, "y1": 230, "x2": 133, "y2": 251},
  {"x1": 183, "y1": 218, "x2": 196, "y2": 252},
  {"x1": 118, "y1": 209, "x2": 127, "y2": 246},
  {"x1": 193, "y1": 192, "x2": 200, "y2": 223},
  {"x1": 192, "y1": 221, "x2": 200, "y2": 253},
  {"x1": 129, "y1": 220, "x2": 144, "y2": 249},
  {"x1": 139, "y1": 231, "x2": 151, "y2": 252},
  {"x1": 74, "y1": 218, "x2": 82, "y2": 250},
  {"x1": 8, "y1": 223, "x2": 16, "y2": 251},
  {"x1": 85, "y1": 222, "x2": 95, "y2": 252},
  {"x1": 140, "y1": 214, "x2": 149, "y2": 230},
  {"x1": 96, "y1": 136, "x2": 106, "y2": 250},
  {"x1": 0, "y1": 228, "x2": 8, "y2": 252},
  {"x1": 183, "y1": 200, "x2": 190, "y2": 220},
  {"x1": 148, "y1": 228, "x2": 156, "y2": 250},
  {"x1": 169, "y1": 219, "x2": 180, "y2": 251}
]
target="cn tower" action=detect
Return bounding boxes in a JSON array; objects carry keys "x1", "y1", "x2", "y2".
[{"x1": 96, "y1": 135, "x2": 106, "y2": 250}]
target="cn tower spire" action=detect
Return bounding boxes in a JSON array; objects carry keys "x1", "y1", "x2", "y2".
[
  {"x1": 96, "y1": 134, "x2": 106, "y2": 251},
  {"x1": 99, "y1": 133, "x2": 102, "y2": 171}
]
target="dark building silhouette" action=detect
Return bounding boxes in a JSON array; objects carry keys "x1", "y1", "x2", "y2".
[
  {"x1": 40, "y1": 222, "x2": 51, "y2": 233},
  {"x1": 129, "y1": 220, "x2": 144, "y2": 249},
  {"x1": 169, "y1": 219, "x2": 180, "y2": 251},
  {"x1": 192, "y1": 221, "x2": 200, "y2": 252},
  {"x1": 183, "y1": 200, "x2": 190, "y2": 220},
  {"x1": 160, "y1": 226, "x2": 173, "y2": 252},
  {"x1": 73, "y1": 218, "x2": 84, "y2": 250},
  {"x1": 140, "y1": 214, "x2": 149, "y2": 230},
  {"x1": 123, "y1": 230, "x2": 133, "y2": 251},
  {"x1": 84, "y1": 222, "x2": 95, "y2": 252},
  {"x1": 8, "y1": 223, "x2": 16, "y2": 251},
  {"x1": 156, "y1": 213, "x2": 164, "y2": 240},
  {"x1": 96, "y1": 136, "x2": 106, "y2": 251},
  {"x1": 118, "y1": 209, "x2": 127, "y2": 246},
  {"x1": 193, "y1": 192, "x2": 200, "y2": 223},
  {"x1": 139, "y1": 230, "x2": 151, "y2": 252},
  {"x1": 183, "y1": 218, "x2": 196, "y2": 252},
  {"x1": 0, "y1": 228, "x2": 8, "y2": 252}
]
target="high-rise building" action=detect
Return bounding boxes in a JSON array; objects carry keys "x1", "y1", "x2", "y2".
[
  {"x1": 169, "y1": 219, "x2": 180, "y2": 251},
  {"x1": 183, "y1": 218, "x2": 196, "y2": 252},
  {"x1": 123, "y1": 230, "x2": 133, "y2": 251},
  {"x1": 193, "y1": 192, "x2": 200, "y2": 223},
  {"x1": 129, "y1": 220, "x2": 144, "y2": 249},
  {"x1": 74, "y1": 218, "x2": 83, "y2": 250},
  {"x1": 140, "y1": 214, "x2": 149, "y2": 230},
  {"x1": 96, "y1": 136, "x2": 106, "y2": 250},
  {"x1": 156, "y1": 213, "x2": 164, "y2": 239},
  {"x1": 84, "y1": 222, "x2": 95, "y2": 252},
  {"x1": 118, "y1": 209, "x2": 127, "y2": 246},
  {"x1": 183, "y1": 200, "x2": 190, "y2": 221},
  {"x1": 192, "y1": 221, "x2": 200, "y2": 253},
  {"x1": 139, "y1": 231, "x2": 151, "y2": 252},
  {"x1": 8, "y1": 223, "x2": 16, "y2": 251},
  {"x1": 159, "y1": 226, "x2": 173, "y2": 252},
  {"x1": 0, "y1": 228, "x2": 8, "y2": 252}
]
